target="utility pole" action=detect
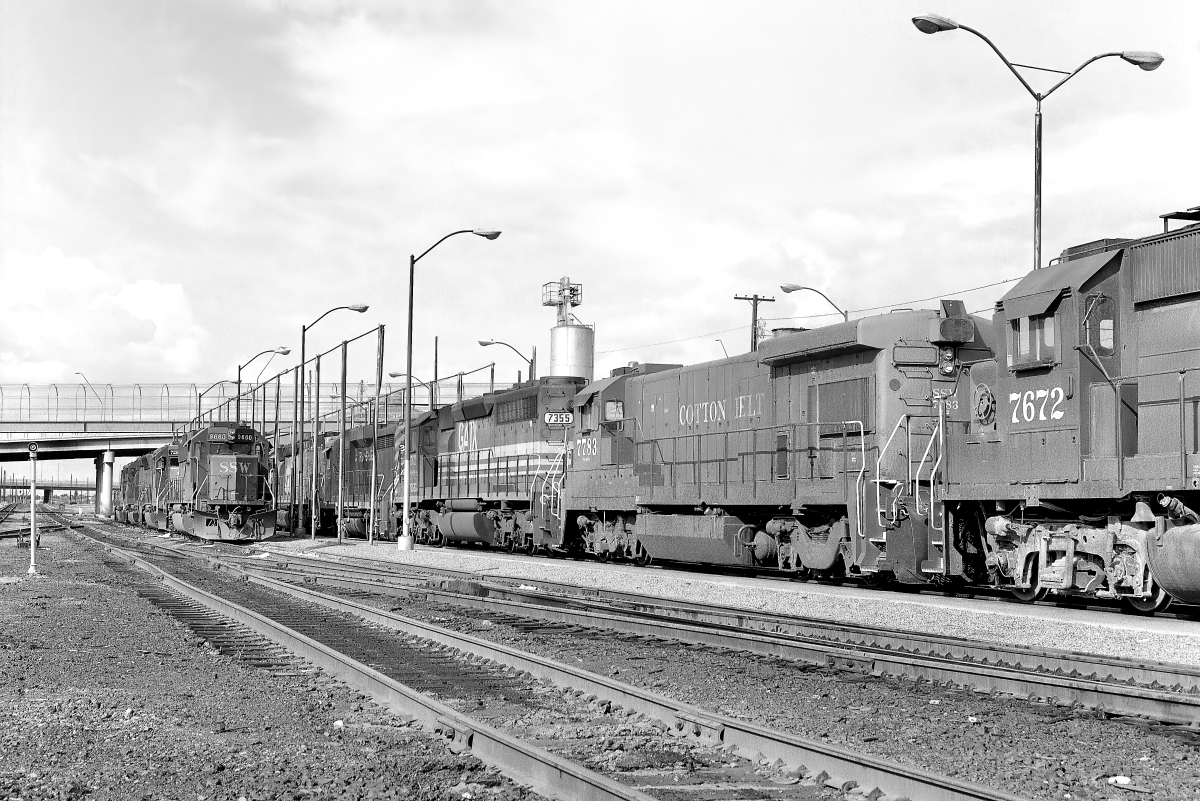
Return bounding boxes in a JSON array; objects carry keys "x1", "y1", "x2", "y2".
[{"x1": 735, "y1": 294, "x2": 775, "y2": 352}]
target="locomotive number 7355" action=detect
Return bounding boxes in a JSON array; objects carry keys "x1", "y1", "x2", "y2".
[{"x1": 1009, "y1": 387, "x2": 1066, "y2": 424}]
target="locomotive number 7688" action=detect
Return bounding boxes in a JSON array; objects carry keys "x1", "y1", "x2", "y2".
[{"x1": 1009, "y1": 387, "x2": 1066, "y2": 424}]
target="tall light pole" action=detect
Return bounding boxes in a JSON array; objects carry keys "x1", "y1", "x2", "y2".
[
  {"x1": 398, "y1": 229, "x2": 501, "y2": 551},
  {"x1": 294, "y1": 304, "x2": 368, "y2": 536},
  {"x1": 74, "y1": 372, "x2": 106, "y2": 420},
  {"x1": 236, "y1": 347, "x2": 289, "y2": 424},
  {"x1": 196, "y1": 379, "x2": 237, "y2": 425},
  {"x1": 478, "y1": 340, "x2": 535, "y2": 381},
  {"x1": 780, "y1": 284, "x2": 849, "y2": 322},
  {"x1": 911, "y1": 14, "x2": 1163, "y2": 270}
]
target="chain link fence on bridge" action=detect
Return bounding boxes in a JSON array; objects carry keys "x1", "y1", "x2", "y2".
[{"x1": 0, "y1": 378, "x2": 515, "y2": 427}]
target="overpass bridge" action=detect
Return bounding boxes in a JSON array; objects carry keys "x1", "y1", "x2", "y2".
[{"x1": 1, "y1": 375, "x2": 501, "y2": 515}]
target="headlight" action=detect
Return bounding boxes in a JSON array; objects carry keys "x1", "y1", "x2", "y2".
[{"x1": 938, "y1": 347, "x2": 956, "y2": 375}]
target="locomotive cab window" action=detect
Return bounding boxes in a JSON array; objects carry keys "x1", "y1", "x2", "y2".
[
  {"x1": 1008, "y1": 312, "x2": 1057, "y2": 369},
  {"x1": 1083, "y1": 294, "x2": 1116, "y2": 357},
  {"x1": 604, "y1": 400, "x2": 624, "y2": 421}
]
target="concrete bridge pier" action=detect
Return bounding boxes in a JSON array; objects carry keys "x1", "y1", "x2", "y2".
[{"x1": 94, "y1": 450, "x2": 114, "y2": 517}]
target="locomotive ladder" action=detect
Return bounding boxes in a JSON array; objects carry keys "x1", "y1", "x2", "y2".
[
  {"x1": 533, "y1": 441, "x2": 569, "y2": 533},
  {"x1": 914, "y1": 401, "x2": 947, "y2": 573}
]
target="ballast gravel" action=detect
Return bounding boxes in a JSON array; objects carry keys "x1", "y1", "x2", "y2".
[
  {"x1": 0, "y1": 529, "x2": 541, "y2": 801},
  {"x1": 265, "y1": 540, "x2": 1200, "y2": 667},
  {"x1": 387, "y1": 595, "x2": 1200, "y2": 801},
  {"x1": 255, "y1": 540, "x2": 1200, "y2": 800}
]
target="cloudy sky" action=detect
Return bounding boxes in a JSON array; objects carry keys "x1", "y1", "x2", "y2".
[{"x1": 1, "y1": 0, "x2": 1197, "y2": 391}]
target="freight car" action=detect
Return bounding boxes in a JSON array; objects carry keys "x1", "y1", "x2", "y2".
[
  {"x1": 397, "y1": 376, "x2": 587, "y2": 551},
  {"x1": 551, "y1": 218, "x2": 1200, "y2": 612}
]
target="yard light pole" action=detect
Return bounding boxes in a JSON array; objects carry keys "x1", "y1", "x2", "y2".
[
  {"x1": 780, "y1": 284, "x2": 849, "y2": 322},
  {"x1": 911, "y1": 13, "x2": 1162, "y2": 270},
  {"x1": 236, "y1": 347, "x2": 289, "y2": 424},
  {"x1": 74, "y1": 372, "x2": 106, "y2": 420},
  {"x1": 294, "y1": 304, "x2": 369, "y2": 536},
  {"x1": 398, "y1": 229, "x2": 501, "y2": 551},
  {"x1": 196, "y1": 380, "x2": 237, "y2": 426},
  {"x1": 478, "y1": 340, "x2": 535, "y2": 381}
]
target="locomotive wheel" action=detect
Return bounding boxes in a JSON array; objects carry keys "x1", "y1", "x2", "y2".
[
  {"x1": 596, "y1": 548, "x2": 610, "y2": 563},
  {"x1": 1010, "y1": 561, "x2": 1047, "y2": 603},
  {"x1": 634, "y1": 545, "x2": 652, "y2": 567},
  {"x1": 1123, "y1": 582, "x2": 1172, "y2": 615},
  {"x1": 1009, "y1": 585, "x2": 1047, "y2": 603},
  {"x1": 504, "y1": 538, "x2": 517, "y2": 554},
  {"x1": 525, "y1": 539, "x2": 539, "y2": 556}
]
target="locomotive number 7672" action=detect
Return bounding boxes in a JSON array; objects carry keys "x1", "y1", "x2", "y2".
[{"x1": 1009, "y1": 387, "x2": 1066, "y2": 424}]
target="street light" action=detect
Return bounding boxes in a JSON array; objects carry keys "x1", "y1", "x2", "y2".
[
  {"x1": 236, "y1": 347, "x2": 290, "y2": 424},
  {"x1": 294, "y1": 304, "x2": 369, "y2": 537},
  {"x1": 399, "y1": 229, "x2": 500, "y2": 551},
  {"x1": 478, "y1": 340, "x2": 535, "y2": 381},
  {"x1": 74, "y1": 372, "x2": 106, "y2": 420},
  {"x1": 196, "y1": 379, "x2": 237, "y2": 425},
  {"x1": 780, "y1": 284, "x2": 850, "y2": 322},
  {"x1": 911, "y1": 14, "x2": 1162, "y2": 270}
]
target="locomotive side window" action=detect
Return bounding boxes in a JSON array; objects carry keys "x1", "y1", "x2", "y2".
[
  {"x1": 1008, "y1": 313, "x2": 1057, "y2": 368},
  {"x1": 1083, "y1": 294, "x2": 1116, "y2": 357},
  {"x1": 604, "y1": 399, "x2": 624, "y2": 421}
]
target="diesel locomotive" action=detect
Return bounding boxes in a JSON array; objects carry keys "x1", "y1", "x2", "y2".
[
  {"x1": 117, "y1": 424, "x2": 276, "y2": 542},
  {"x1": 389, "y1": 218, "x2": 1200, "y2": 612}
]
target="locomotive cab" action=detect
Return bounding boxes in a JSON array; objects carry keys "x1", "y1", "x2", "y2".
[{"x1": 948, "y1": 222, "x2": 1200, "y2": 611}]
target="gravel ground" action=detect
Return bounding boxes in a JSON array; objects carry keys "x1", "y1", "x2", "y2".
[
  {"x1": 260, "y1": 540, "x2": 1200, "y2": 667},
  {"x1": 358, "y1": 590, "x2": 1200, "y2": 801},
  {"x1": 0, "y1": 529, "x2": 543, "y2": 801}
]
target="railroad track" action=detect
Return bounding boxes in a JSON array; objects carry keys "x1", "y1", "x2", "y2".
[
  {"x1": 212, "y1": 545, "x2": 1200, "y2": 730},
  {"x1": 65, "y1": 515, "x2": 1029, "y2": 801}
]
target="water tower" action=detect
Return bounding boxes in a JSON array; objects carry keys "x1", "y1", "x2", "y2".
[{"x1": 542, "y1": 276, "x2": 594, "y2": 381}]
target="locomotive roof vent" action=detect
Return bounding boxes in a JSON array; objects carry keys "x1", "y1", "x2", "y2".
[
  {"x1": 771, "y1": 327, "x2": 809, "y2": 338},
  {"x1": 1056, "y1": 238, "x2": 1130, "y2": 264}
]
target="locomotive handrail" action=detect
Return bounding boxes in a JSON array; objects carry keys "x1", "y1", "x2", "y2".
[
  {"x1": 914, "y1": 410, "x2": 943, "y2": 516},
  {"x1": 876, "y1": 415, "x2": 909, "y2": 529},
  {"x1": 930, "y1": 400, "x2": 946, "y2": 535}
]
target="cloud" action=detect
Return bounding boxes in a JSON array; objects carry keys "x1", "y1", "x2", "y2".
[{"x1": 0, "y1": 248, "x2": 208, "y2": 382}]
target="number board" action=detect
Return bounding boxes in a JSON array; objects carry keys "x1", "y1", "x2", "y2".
[
  {"x1": 544, "y1": 412, "x2": 573, "y2": 427},
  {"x1": 1008, "y1": 386, "x2": 1066, "y2": 425}
]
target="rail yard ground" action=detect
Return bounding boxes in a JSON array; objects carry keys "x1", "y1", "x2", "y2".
[
  {"x1": 8, "y1": 516, "x2": 1200, "y2": 801},
  {"x1": 0, "y1": 526, "x2": 537, "y2": 801},
  {"x1": 261, "y1": 538, "x2": 1200, "y2": 667}
]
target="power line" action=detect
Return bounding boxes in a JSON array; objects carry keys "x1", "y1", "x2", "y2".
[{"x1": 599, "y1": 275, "x2": 1023, "y2": 356}]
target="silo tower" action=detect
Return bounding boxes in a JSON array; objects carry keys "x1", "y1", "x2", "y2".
[{"x1": 542, "y1": 276, "x2": 594, "y2": 381}]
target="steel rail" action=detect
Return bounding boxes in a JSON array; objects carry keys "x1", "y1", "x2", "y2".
[
  {"x1": 249, "y1": 549, "x2": 1200, "y2": 696},
  {"x1": 69, "y1": 528, "x2": 657, "y2": 801},
  {"x1": 200, "y1": 554, "x2": 1026, "y2": 800},
  {"x1": 73, "y1": 523, "x2": 1026, "y2": 800},
  {"x1": 225, "y1": 549, "x2": 1200, "y2": 727}
]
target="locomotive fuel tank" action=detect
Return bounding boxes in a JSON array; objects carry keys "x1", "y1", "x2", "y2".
[
  {"x1": 433, "y1": 510, "x2": 497, "y2": 545},
  {"x1": 1145, "y1": 495, "x2": 1200, "y2": 603}
]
